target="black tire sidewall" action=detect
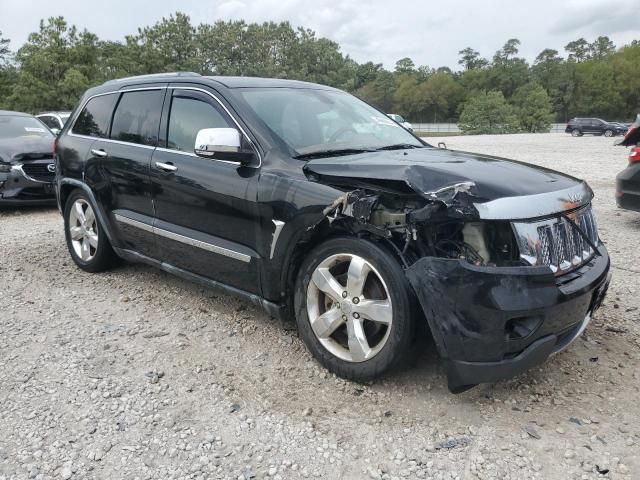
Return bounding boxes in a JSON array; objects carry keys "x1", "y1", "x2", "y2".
[
  {"x1": 63, "y1": 190, "x2": 114, "y2": 272},
  {"x1": 294, "y1": 236, "x2": 416, "y2": 381}
]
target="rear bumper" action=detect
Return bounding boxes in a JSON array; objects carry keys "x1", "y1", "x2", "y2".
[
  {"x1": 616, "y1": 164, "x2": 640, "y2": 212},
  {"x1": 405, "y1": 245, "x2": 611, "y2": 391},
  {"x1": 0, "y1": 162, "x2": 56, "y2": 205}
]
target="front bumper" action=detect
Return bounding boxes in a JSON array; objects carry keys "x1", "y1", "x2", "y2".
[
  {"x1": 405, "y1": 245, "x2": 611, "y2": 392},
  {"x1": 0, "y1": 162, "x2": 56, "y2": 206}
]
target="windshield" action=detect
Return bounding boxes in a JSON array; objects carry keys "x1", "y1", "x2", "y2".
[
  {"x1": 236, "y1": 88, "x2": 423, "y2": 155},
  {"x1": 0, "y1": 115, "x2": 54, "y2": 140}
]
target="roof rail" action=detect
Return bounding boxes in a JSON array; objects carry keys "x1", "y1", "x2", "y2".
[{"x1": 104, "y1": 72, "x2": 201, "y2": 85}]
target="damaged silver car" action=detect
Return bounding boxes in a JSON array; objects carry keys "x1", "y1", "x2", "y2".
[{"x1": 55, "y1": 74, "x2": 611, "y2": 392}]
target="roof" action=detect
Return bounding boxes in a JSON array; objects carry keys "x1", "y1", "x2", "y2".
[
  {"x1": 97, "y1": 72, "x2": 336, "y2": 91},
  {"x1": 0, "y1": 110, "x2": 32, "y2": 117},
  {"x1": 204, "y1": 76, "x2": 336, "y2": 90}
]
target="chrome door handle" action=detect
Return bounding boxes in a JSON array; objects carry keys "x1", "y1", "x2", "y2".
[
  {"x1": 155, "y1": 161, "x2": 177, "y2": 172},
  {"x1": 91, "y1": 149, "x2": 107, "y2": 158}
]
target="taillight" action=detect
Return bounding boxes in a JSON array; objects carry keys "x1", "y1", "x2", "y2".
[{"x1": 630, "y1": 146, "x2": 640, "y2": 164}]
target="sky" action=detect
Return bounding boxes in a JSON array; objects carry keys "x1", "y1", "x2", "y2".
[{"x1": 1, "y1": 0, "x2": 639, "y2": 69}]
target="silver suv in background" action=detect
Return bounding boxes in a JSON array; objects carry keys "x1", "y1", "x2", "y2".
[{"x1": 36, "y1": 111, "x2": 72, "y2": 135}]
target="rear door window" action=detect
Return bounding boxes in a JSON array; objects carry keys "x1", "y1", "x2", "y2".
[
  {"x1": 110, "y1": 90, "x2": 164, "y2": 146},
  {"x1": 72, "y1": 95, "x2": 118, "y2": 138},
  {"x1": 167, "y1": 94, "x2": 232, "y2": 152}
]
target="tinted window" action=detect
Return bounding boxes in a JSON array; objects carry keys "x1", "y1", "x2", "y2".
[
  {"x1": 110, "y1": 90, "x2": 163, "y2": 146},
  {"x1": 73, "y1": 94, "x2": 117, "y2": 138},
  {"x1": 167, "y1": 96, "x2": 231, "y2": 152}
]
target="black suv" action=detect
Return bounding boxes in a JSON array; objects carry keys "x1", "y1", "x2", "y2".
[
  {"x1": 565, "y1": 118, "x2": 625, "y2": 137},
  {"x1": 55, "y1": 73, "x2": 611, "y2": 392}
]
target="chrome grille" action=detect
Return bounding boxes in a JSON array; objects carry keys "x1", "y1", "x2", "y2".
[{"x1": 513, "y1": 205, "x2": 599, "y2": 275}]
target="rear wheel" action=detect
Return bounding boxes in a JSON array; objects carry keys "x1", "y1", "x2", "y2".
[
  {"x1": 294, "y1": 237, "x2": 416, "y2": 381},
  {"x1": 64, "y1": 190, "x2": 117, "y2": 272},
  {"x1": 571, "y1": 128, "x2": 582, "y2": 137}
]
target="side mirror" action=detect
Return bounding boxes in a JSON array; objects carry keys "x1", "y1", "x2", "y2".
[
  {"x1": 194, "y1": 128, "x2": 255, "y2": 164},
  {"x1": 51, "y1": 128, "x2": 61, "y2": 136}
]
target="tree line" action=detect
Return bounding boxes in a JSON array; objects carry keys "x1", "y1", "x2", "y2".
[{"x1": 0, "y1": 13, "x2": 638, "y2": 133}]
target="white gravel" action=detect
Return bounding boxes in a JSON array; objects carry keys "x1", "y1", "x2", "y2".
[{"x1": 0, "y1": 133, "x2": 638, "y2": 480}]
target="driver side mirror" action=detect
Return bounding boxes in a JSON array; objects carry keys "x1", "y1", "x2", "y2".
[{"x1": 194, "y1": 128, "x2": 256, "y2": 165}]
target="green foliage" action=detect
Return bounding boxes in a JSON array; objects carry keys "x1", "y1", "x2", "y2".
[
  {"x1": 459, "y1": 91, "x2": 519, "y2": 134},
  {"x1": 511, "y1": 82, "x2": 555, "y2": 132},
  {"x1": 0, "y1": 18, "x2": 638, "y2": 127}
]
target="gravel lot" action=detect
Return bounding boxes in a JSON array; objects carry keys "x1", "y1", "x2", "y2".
[{"x1": 1, "y1": 133, "x2": 638, "y2": 480}]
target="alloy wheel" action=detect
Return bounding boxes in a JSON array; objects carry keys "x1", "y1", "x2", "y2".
[
  {"x1": 68, "y1": 199, "x2": 98, "y2": 262},
  {"x1": 306, "y1": 253, "x2": 393, "y2": 362}
]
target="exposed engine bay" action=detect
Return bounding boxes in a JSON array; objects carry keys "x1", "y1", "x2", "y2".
[{"x1": 321, "y1": 188, "x2": 521, "y2": 268}]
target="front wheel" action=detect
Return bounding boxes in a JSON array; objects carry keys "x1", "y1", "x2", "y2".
[
  {"x1": 604, "y1": 129, "x2": 614, "y2": 137},
  {"x1": 294, "y1": 237, "x2": 416, "y2": 381}
]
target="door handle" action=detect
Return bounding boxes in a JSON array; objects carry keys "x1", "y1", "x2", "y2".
[
  {"x1": 155, "y1": 161, "x2": 177, "y2": 172},
  {"x1": 91, "y1": 148, "x2": 107, "y2": 158}
]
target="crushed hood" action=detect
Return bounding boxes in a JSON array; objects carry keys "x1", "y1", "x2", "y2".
[
  {"x1": 0, "y1": 137, "x2": 55, "y2": 164},
  {"x1": 304, "y1": 147, "x2": 593, "y2": 220},
  {"x1": 615, "y1": 114, "x2": 639, "y2": 147}
]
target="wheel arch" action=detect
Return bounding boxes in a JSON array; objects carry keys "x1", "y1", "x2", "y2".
[
  {"x1": 279, "y1": 221, "x2": 408, "y2": 317},
  {"x1": 58, "y1": 178, "x2": 118, "y2": 246}
]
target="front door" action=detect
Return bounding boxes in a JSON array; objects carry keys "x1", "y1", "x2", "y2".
[{"x1": 150, "y1": 87, "x2": 262, "y2": 293}]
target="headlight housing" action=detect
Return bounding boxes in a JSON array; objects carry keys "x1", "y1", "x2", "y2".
[{"x1": 512, "y1": 205, "x2": 599, "y2": 275}]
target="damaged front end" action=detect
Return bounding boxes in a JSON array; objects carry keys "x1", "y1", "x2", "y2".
[{"x1": 318, "y1": 181, "x2": 610, "y2": 392}]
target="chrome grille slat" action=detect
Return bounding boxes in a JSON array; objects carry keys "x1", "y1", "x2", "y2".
[{"x1": 513, "y1": 205, "x2": 599, "y2": 276}]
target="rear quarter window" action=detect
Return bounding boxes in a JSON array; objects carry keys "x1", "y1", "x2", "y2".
[
  {"x1": 110, "y1": 90, "x2": 164, "y2": 146},
  {"x1": 72, "y1": 94, "x2": 118, "y2": 138}
]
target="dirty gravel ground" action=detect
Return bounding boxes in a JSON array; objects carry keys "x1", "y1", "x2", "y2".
[{"x1": 0, "y1": 133, "x2": 639, "y2": 480}]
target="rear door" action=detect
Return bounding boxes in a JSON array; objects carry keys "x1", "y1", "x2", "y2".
[
  {"x1": 149, "y1": 86, "x2": 262, "y2": 293},
  {"x1": 87, "y1": 87, "x2": 166, "y2": 257}
]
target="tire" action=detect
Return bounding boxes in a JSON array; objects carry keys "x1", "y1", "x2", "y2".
[
  {"x1": 294, "y1": 237, "x2": 416, "y2": 381},
  {"x1": 571, "y1": 128, "x2": 582, "y2": 137},
  {"x1": 604, "y1": 129, "x2": 614, "y2": 137},
  {"x1": 63, "y1": 190, "x2": 117, "y2": 272}
]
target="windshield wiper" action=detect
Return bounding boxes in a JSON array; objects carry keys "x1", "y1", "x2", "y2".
[
  {"x1": 375, "y1": 143, "x2": 424, "y2": 151},
  {"x1": 293, "y1": 148, "x2": 374, "y2": 160}
]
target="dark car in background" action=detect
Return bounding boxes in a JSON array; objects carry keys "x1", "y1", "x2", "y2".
[
  {"x1": 615, "y1": 114, "x2": 640, "y2": 212},
  {"x1": 55, "y1": 73, "x2": 610, "y2": 392},
  {"x1": 0, "y1": 110, "x2": 56, "y2": 205},
  {"x1": 566, "y1": 118, "x2": 625, "y2": 137}
]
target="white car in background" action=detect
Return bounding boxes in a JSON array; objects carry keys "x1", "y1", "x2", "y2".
[
  {"x1": 36, "y1": 111, "x2": 72, "y2": 134},
  {"x1": 387, "y1": 114, "x2": 413, "y2": 132}
]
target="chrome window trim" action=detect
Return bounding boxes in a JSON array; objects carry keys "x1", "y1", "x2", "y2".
[
  {"x1": 114, "y1": 213, "x2": 252, "y2": 263},
  {"x1": 68, "y1": 85, "x2": 262, "y2": 168},
  {"x1": 68, "y1": 133, "x2": 157, "y2": 150}
]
